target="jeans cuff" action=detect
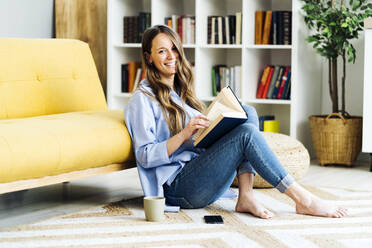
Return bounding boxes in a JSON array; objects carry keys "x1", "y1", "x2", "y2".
[
  {"x1": 237, "y1": 161, "x2": 256, "y2": 176},
  {"x1": 276, "y1": 174, "x2": 294, "y2": 193}
]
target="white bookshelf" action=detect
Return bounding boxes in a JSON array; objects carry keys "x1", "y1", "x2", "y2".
[{"x1": 107, "y1": 0, "x2": 323, "y2": 150}]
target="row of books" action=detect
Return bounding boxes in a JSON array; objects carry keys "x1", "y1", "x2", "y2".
[
  {"x1": 164, "y1": 15, "x2": 195, "y2": 44},
  {"x1": 207, "y1": 13, "x2": 242, "y2": 45},
  {"x1": 211, "y1": 64, "x2": 241, "y2": 97},
  {"x1": 255, "y1": 10, "x2": 292, "y2": 45},
  {"x1": 121, "y1": 62, "x2": 144, "y2": 93},
  {"x1": 123, "y1": 12, "x2": 151, "y2": 43},
  {"x1": 256, "y1": 65, "x2": 291, "y2": 100}
]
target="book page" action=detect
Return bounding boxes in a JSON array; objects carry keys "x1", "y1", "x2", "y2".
[
  {"x1": 206, "y1": 101, "x2": 236, "y2": 122},
  {"x1": 193, "y1": 87, "x2": 246, "y2": 142}
]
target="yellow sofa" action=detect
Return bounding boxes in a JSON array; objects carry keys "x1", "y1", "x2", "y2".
[{"x1": 0, "y1": 38, "x2": 135, "y2": 194}]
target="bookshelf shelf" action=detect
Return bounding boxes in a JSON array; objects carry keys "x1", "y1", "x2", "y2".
[
  {"x1": 245, "y1": 45, "x2": 292, "y2": 50},
  {"x1": 115, "y1": 43, "x2": 142, "y2": 48},
  {"x1": 107, "y1": 0, "x2": 323, "y2": 150},
  {"x1": 200, "y1": 44, "x2": 243, "y2": 49}
]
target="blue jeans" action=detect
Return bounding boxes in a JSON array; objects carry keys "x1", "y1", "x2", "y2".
[{"x1": 163, "y1": 105, "x2": 294, "y2": 209}]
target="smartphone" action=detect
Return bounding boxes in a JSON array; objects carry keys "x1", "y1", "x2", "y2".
[{"x1": 204, "y1": 215, "x2": 224, "y2": 224}]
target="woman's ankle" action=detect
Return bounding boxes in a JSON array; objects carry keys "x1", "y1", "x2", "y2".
[{"x1": 285, "y1": 182, "x2": 312, "y2": 207}]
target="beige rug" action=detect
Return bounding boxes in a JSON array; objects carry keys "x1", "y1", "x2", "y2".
[{"x1": 2, "y1": 185, "x2": 372, "y2": 248}]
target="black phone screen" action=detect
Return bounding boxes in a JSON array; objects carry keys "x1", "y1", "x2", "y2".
[{"x1": 204, "y1": 215, "x2": 224, "y2": 224}]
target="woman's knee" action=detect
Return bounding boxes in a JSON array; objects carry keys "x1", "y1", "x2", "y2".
[
  {"x1": 236, "y1": 123, "x2": 260, "y2": 142},
  {"x1": 243, "y1": 105, "x2": 258, "y2": 117}
]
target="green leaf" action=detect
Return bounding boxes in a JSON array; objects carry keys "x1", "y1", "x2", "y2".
[{"x1": 353, "y1": 1, "x2": 361, "y2": 10}]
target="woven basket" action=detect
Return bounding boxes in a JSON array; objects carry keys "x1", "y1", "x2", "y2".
[
  {"x1": 309, "y1": 113, "x2": 362, "y2": 166},
  {"x1": 232, "y1": 132, "x2": 310, "y2": 188}
]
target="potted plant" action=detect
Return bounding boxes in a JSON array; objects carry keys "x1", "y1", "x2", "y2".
[{"x1": 301, "y1": 0, "x2": 372, "y2": 166}]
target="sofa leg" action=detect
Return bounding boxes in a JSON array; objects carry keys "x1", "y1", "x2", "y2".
[{"x1": 62, "y1": 182, "x2": 70, "y2": 201}]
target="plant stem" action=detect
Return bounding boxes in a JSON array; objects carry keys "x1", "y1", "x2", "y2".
[
  {"x1": 328, "y1": 59, "x2": 333, "y2": 108},
  {"x1": 331, "y1": 58, "x2": 339, "y2": 113},
  {"x1": 342, "y1": 51, "x2": 346, "y2": 116}
]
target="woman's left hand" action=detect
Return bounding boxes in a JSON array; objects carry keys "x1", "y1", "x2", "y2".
[{"x1": 181, "y1": 115, "x2": 210, "y2": 141}]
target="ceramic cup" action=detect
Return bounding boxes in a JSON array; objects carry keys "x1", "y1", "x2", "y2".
[{"x1": 143, "y1": 196, "x2": 165, "y2": 222}]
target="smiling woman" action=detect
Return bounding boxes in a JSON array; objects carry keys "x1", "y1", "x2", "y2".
[
  {"x1": 124, "y1": 25, "x2": 348, "y2": 219},
  {"x1": 148, "y1": 33, "x2": 179, "y2": 85}
]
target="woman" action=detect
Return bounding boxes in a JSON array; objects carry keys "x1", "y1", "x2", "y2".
[{"x1": 124, "y1": 25, "x2": 347, "y2": 219}]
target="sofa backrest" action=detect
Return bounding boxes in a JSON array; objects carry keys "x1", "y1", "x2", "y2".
[{"x1": 0, "y1": 38, "x2": 107, "y2": 120}]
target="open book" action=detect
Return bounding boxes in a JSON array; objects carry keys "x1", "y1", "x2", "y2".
[{"x1": 192, "y1": 86, "x2": 247, "y2": 148}]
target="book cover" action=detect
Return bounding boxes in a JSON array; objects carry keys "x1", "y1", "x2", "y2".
[
  {"x1": 256, "y1": 65, "x2": 271, "y2": 98},
  {"x1": 121, "y1": 64, "x2": 129, "y2": 93},
  {"x1": 272, "y1": 11, "x2": 277, "y2": 45},
  {"x1": 280, "y1": 70, "x2": 291, "y2": 99},
  {"x1": 235, "y1": 12, "x2": 242, "y2": 44},
  {"x1": 255, "y1": 11, "x2": 264, "y2": 44},
  {"x1": 193, "y1": 86, "x2": 247, "y2": 148},
  {"x1": 277, "y1": 66, "x2": 290, "y2": 99},
  {"x1": 266, "y1": 65, "x2": 280, "y2": 98},
  {"x1": 262, "y1": 66, "x2": 274, "y2": 98},
  {"x1": 211, "y1": 67, "x2": 217, "y2": 96},
  {"x1": 128, "y1": 61, "x2": 141, "y2": 92},
  {"x1": 262, "y1": 11, "x2": 272, "y2": 45},
  {"x1": 271, "y1": 66, "x2": 284, "y2": 99}
]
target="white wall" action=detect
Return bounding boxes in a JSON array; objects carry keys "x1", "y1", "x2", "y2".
[
  {"x1": 321, "y1": 35, "x2": 365, "y2": 116},
  {"x1": 320, "y1": 34, "x2": 368, "y2": 160},
  {"x1": 0, "y1": 0, "x2": 54, "y2": 38}
]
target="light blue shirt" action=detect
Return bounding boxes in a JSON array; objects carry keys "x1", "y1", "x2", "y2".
[{"x1": 124, "y1": 80, "x2": 204, "y2": 201}]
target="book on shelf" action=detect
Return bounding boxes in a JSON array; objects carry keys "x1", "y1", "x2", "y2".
[
  {"x1": 257, "y1": 65, "x2": 291, "y2": 100},
  {"x1": 266, "y1": 65, "x2": 280, "y2": 98},
  {"x1": 121, "y1": 64, "x2": 129, "y2": 93},
  {"x1": 271, "y1": 66, "x2": 285, "y2": 99},
  {"x1": 261, "y1": 66, "x2": 274, "y2": 99},
  {"x1": 256, "y1": 65, "x2": 271, "y2": 98},
  {"x1": 235, "y1": 12, "x2": 242, "y2": 44},
  {"x1": 207, "y1": 13, "x2": 241, "y2": 45},
  {"x1": 212, "y1": 64, "x2": 241, "y2": 97},
  {"x1": 255, "y1": 11, "x2": 264, "y2": 44},
  {"x1": 254, "y1": 10, "x2": 292, "y2": 45},
  {"x1": 192, "y1": 86, "x2": 247, "y2": 148},
  {"x1": 123, "y1": 12, "x2": 151, "y2": 43},
  {"x1": 121, "y1": 61, "x2": 141, "y2": 93},
  {"x1": 165, "y1": 14, "x2": 195, "y2": 44},
  {"x1": 277, "y1": 66, "x2": 290, "y2": 99},
  {"x1": 262, "y1": 10, "x2": 272, "y2": 45}
]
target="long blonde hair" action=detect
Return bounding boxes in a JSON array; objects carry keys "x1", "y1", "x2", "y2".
[{"x1": 141, "y1": 25, "x2": 205, "y2": 136}]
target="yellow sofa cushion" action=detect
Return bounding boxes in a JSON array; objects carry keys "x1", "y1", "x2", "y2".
[
  {"x1": 0, "y1": 110, "x2": 134, "y2": 183},
  {"x1": 0, "y1": 38, "x2": 107, "y2": 120}
]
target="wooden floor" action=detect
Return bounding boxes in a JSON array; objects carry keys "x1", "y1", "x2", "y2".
[{"x1": 1, "y1": 160, "x2": 372, "y2": 229}]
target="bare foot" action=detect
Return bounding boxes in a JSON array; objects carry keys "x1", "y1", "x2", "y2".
[
  {"x1": 296, "y1": 195, "x2": 348, "y2": 218},
  {"x1": 235, "y1": 193, "x2": 274, "y2": 219}
]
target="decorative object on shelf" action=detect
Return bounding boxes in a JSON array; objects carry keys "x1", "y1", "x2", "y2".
[
  {"x1": 55, "y1": 0, "x2": 107, "y2": 94},
  {"x1": 232, "y1": 132, "x2": 310, "y2": 188},
  {"x1": 302, "y1": 0, "x2": 372, "y2": 166}
]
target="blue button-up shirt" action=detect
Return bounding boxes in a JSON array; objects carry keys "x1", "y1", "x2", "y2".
[{"x1": 124, "y1": 80, "x2": 204, "y2": 200}]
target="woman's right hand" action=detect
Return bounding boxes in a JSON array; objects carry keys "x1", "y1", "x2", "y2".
[{"x1": 181, "y1": 115, "x2": 210, "y2": 141}]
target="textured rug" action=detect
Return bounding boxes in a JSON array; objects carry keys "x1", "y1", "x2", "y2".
[{"x1": 2, "y1": 185, "x2": 372, "y2": 248}]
